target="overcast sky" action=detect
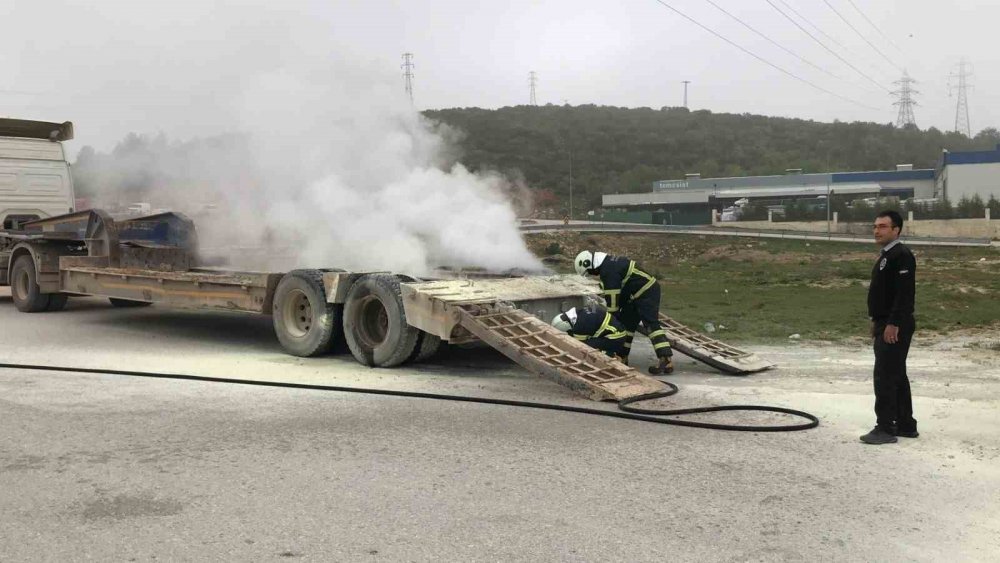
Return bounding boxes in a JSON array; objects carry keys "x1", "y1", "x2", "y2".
[{"x1": 2, "y1": 0, "x2": 996, "y2": 156}]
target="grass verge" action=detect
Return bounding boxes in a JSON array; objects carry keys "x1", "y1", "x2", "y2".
[{"x1": 526, "y1": 232, "x2": 1000, "y2": 342}]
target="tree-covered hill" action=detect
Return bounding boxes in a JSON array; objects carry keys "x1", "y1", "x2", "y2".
[{"x1": 424, "y1": 105, "x2": 1000, "y2": 216}]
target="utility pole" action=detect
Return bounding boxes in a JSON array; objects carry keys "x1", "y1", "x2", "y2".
[
  {"x1": 949, "y1": 59, "x2": 973, "y2": 137},
  {"x1": 891, "y1": 71, "x2": 918, "y2": 128},
  {"x1": 826, "y1": 182, "x2": 831, "y2": 235},
  {"x1": 682, "y1": 80, "x2": 690, "y2": 108},
  {"x1": 401, "y1": 53, "x2": 415, "y2": 105},
  {"x1": 569, "y1": 147, "x2": 574, "y2": 220},
  {"x1": 528, "y1": 71, "x2": 538, "y2": 106}
]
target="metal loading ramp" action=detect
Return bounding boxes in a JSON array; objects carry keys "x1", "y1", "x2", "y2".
[
  {"x1": 456, "y1": 304, "x2": 668, "y2": 401},
  {"x1": 657, "y1": 313, "x2": 775, "y2": 375}
]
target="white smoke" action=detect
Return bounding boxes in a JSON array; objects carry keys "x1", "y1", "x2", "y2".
[{"x1": 79, "y1": 56, "x2": 543, "y2": 276}]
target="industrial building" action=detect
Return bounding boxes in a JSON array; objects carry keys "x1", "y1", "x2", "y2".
[
  {"x1": 601, "y1": 144, "x2": 1000, "y2": 225},
  {"x1": 936, "y1": 144, "x2": 1000, "y2": 202}
]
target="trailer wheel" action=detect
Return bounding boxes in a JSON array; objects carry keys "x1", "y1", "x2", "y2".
[
  {"x1": 109, "y1": 298, "x2": 153, "y2": 308},
  {"x1": 408, "y1": 331, "x2": 444, "y2": 363},
  {"x1": 10, "y1": 255, "x2": 51, "y2": 313},
  {"x1": 343, "y1": 274, "x2": 420, "y2": 367},
  {"x1": 272, "y1": 270, "x2": 341, "y2": 357}
]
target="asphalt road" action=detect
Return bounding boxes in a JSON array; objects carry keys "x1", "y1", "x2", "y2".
[{"x1": 2, "y1": 289, "x2": 998, "y2": 561}]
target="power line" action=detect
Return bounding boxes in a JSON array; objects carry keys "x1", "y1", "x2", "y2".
[
  {"x1": 701, "y1": 0, "x2": 845, "y2": 84},
  {"x1": 773, "y1": 0, "x2": 892, "y2": 77},
  {"x1": 820, "y1": 0, "x2": 900, "y2": 72},
  {"x1": 773, "y1": 0, "x2": 849, "y2": 51},
  {"x1": 763, "y1": 0, "x2": 890, "y2": 93},
  {"x1": 843, "y1": 0, "x2": 903, "y2": 53},
  {"x1": 648, "y1": 0, "x2": 880, "y2": 110}
]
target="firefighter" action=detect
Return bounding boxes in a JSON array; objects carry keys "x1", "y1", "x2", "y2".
[
  {"x1": 574, "y1": 250, "x2": 673, "y2": 374},
  {"x1": 550, "y1": 306, "x2": 629, "y2": 361}
]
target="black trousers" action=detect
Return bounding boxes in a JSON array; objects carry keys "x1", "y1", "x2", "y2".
[
  {"x1": 618, "y1": 283, "x2": 672, "y2": 359},
  {"x1": 872, "y1": 319, "x2": 917, "y2": 431}
]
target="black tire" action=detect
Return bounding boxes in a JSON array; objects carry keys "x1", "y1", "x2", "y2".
[
  {"x1": 46, "y1": 293, "x2": 69, "y2": 312},
  {"x1": 320, "y1": 268, "x2": 349, "y2": 355},
  {"x1": 343, "y1": 274, "x2": 420, "y2": 367},
  {"x1": 10, "y1": 255, "x2": 51, "y2": 313},
  {"x1": 109, "y1": 298, "x2": 153, "y2": 308},
  {"x1": 408, "y1": 331, "x2": 444, "y2": 363},
  {"x1": 272, "y1": 269, "x2": 342, "y2": 357}
]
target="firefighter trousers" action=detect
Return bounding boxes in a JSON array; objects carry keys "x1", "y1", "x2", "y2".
[{"x1": 618, "y1": 283, "x2": 672, "y2": 359}]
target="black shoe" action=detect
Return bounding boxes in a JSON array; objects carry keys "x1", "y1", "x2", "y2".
[
  {"x1": 895, "y1": 428, "x2": 919, "y2": 438},
  {"x1": 860, "y1": 427, "x2": 897, "y2": 445},
  {"x1": 647, "y1": 357, "x2": 674, "y2": 375}
]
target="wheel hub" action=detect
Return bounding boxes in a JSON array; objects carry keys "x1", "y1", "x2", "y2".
[
  {"x1": 14, "y1": 268, "x2": 29, "y2": 301},
  {"x1": 358, "y1": 295, "x2": 389, "y2": 347},
  {"x1": 281, "y1": 289, "x2": 313, "y2": 338}
]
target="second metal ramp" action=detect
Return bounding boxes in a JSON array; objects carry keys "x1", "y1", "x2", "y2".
[
  {"x1": 456, "y1": 305, "x2": 668, "y2": 402},
  {"x1": 657, "y1": 313, "x2": 775, "y2": 375}
]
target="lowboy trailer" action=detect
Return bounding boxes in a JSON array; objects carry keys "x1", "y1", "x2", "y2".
[{"x1": 1, "y1": 209, "x2": 772, "y2": 401}]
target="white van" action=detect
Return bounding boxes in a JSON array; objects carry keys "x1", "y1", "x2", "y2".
[{"x1": 0, "y1": 119, "x2": 76, "y2": 230}]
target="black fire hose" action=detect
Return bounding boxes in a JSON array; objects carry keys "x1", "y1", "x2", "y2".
[
  {"x1": 618, "y1": 381, "x2": 819, "y2": 431},
  {"x1": 0, "y1": 362, "x2": 819, "y2": 432}
]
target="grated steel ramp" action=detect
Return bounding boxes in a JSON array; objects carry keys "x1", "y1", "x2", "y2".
[
  {"x1": 456, "y1": 304, "x2": 668, "y2": 401},
  {"x1": 657, "y1": 313, "x2": 775, "y2": 375}
]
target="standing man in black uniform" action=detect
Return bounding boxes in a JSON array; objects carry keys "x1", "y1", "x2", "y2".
[
  {"x1": 550, "y1": 306, "x2": 629, "y2": 360},
  {"x1": 861, "y1": 210, "x2": 918, "y2": 445},
  {"x1": 574, "y1": 250, "x2": 673, "y2": 374}
]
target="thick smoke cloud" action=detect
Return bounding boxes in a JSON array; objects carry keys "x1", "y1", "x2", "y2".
[{"x1": 76, "y1": 57, "x2": 543, "y2": 276}]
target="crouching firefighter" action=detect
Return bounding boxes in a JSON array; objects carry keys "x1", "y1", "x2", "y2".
[
  {"x1": 550, "y1": 306, "x2": 629, "y2": 361},
  {"x1": 574, "y1": 250, "x2": 674, "y2": 375}
]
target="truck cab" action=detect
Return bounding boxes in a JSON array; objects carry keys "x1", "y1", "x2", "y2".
[{"x1": 0, "y1": 119, "x2": 76, "y2": 230}]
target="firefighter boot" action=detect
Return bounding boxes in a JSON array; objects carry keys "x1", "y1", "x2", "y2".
[{"x1": 648, "y1": 356, "x2": 674, "y2": 375}]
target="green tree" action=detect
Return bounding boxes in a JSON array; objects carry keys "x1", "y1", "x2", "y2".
[{"x1": 421, "y1": 105, "x2": 998, "y2": 212}]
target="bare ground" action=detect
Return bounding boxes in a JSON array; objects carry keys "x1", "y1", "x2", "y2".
[{"x1": 2, "y1": 286, "x2": 1000, "y2": 560}]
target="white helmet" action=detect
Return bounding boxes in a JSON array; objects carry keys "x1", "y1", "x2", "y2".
[
  {"x1": 551, "y1": 308, "x2": 578, "y2": 332},
  {"x1": 574, "y1": 250, "x2": 607, "y2": 276}
]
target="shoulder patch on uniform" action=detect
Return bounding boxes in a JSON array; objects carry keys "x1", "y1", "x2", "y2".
[{"x1": 879, "y1": 257, "x2": 887, "y2": 271}]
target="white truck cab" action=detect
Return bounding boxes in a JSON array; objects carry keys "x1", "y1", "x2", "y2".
[{"x1": 0, "y1": 119, "x2": 76, "y2": 230}]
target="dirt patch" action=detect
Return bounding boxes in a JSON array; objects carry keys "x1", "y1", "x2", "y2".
[
  {"x1": 805, "y1": 279, "x2": 857, "y2": 289},
  {"x1": 830, "y1": 251, "x2": 879, "y2": 262},
  {"x1": 694, "y1": 246, "x2": 803, "y2": 264},
  {"x1": 525, "y1": 231, "x2": 694, "y2": 266},
  {"x1": 525, "y1": 232, "x2": 799, "y2": 266},
  {"x1": 951, "y1": 285, "x2": 990, "y2": 295}
]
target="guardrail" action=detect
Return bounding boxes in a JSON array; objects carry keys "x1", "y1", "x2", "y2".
[{"x1": 519, "y1": 221, "x2": 994, "y2": 247}]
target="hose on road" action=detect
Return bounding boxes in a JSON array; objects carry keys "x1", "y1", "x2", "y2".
[{"x1": 0, "y1": 362, "x2": 819, "y2": 432}]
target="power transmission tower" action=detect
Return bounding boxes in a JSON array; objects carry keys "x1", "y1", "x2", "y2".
[
  {"x1": 528, "y1": 71, "x2": 538, "y2": 106},
  {"x1": 949, "y1": 59, "x2": 973, "y2": 137},
  {"x1": 401, "y1": 53, "x2": 415, "y2": 105},
  {"x1": 682, "y1": 80, "x2": 690, "y2": 108},
  {"x1": 891, "y1": 71, "x2": 918, "y2": 128}
]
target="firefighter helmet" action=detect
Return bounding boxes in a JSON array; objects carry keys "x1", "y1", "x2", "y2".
[
  {"x1": 574, "y1": 251, "x2": 607, "y2": 276},
  {"x1": 551, "y1": 308, "x2": 578, "y2": 332}
]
